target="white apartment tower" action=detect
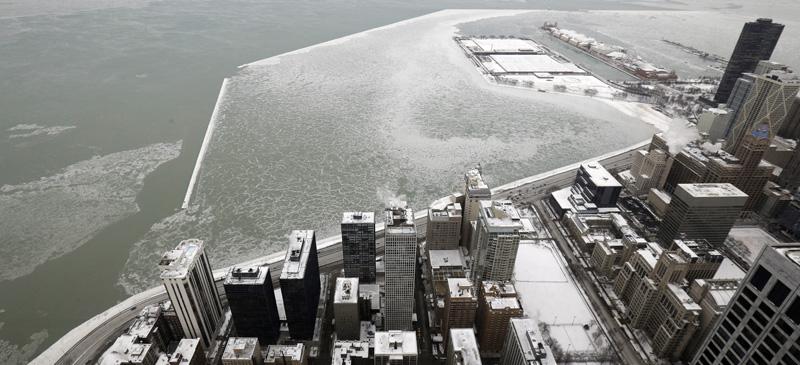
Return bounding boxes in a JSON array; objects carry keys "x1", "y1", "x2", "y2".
[
  {"x1": 159, "y1": 239, "x2": 223, "y2": 348},
  {"x1": 472, "y1": 200, "x2": 522, "y2": 283},
  {"x1": 384, "y1": 202, "x2": 417, "y2": 331},
  {"x1": 462, "y1": 166, "x2": 491, "y2": 253}
]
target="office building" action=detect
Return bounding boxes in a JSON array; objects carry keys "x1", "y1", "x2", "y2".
[
  {"x1": 692, "y1": 244, "x2": 800, "y2": 365},
  {"x1": 442, "y1": 278, "x2": 477, "y2": 346},
  {"x1": 446, "y1": 329, "x2": 481, "y2": 365},
  {"x1": 224, "y1": 266, "x2": 280, "y2": 345},
  {"x1": 384, "y1": 202, "x2": 417, "y2": 331},
  {"x1": 697, "y1": 108, "x2": 732, "y2": 143},
  {"x1": 714, "y1": 18, "x2": 784, "y2": 104},
  {"x1": 778, "y1": 94, "x2": 800, "y2": 139},
  {"x1": 331, "y1": 341, "x2": 370, "y2": 365},
  {"x1": 342, "y1": 212, "x2": 376, "y2": 283},
  {"x1": 574, "y1": 163, "x2": 623, "y2": 207},
  {"x1": 657, "y1": 184, "x2": 747, "y2": 246},
  {"x1": 427, "y1": 249, "x2": 467, "y2": 297},
  {"x1": 462, "y1": 166, "x2": 492, "y2": 252},
  {"x1": 280, "y1": 230, "x2": 321, "y2": 340},
  {"x1": 472, "y1": 200, "x2": 522, "y2": 282},
  {"x1": 499, "y1": 318, "x2": 556, "y2": 365},
  {"x1": 725, "y1": 69, "x2": 800, "y2": 158},
  {"x1": 374, "y1": 331, "x2": 418, "y2": 365},
  {"x1": 661, "y1": 141, "x2": 772, "y2": 211},
  {"x1": 159, "y1": 239, "x2": 223, "y2": 348},
  {"x1": 682, "y1": 279, "x2": 740, "y2": 361},
  {"x1": 265, "y1": 344, "x2": 305, "y2": 365},
  {"x1": 169, "y1": 339, "x2": 206, "y2": 365},
  {"x1": 476, "y1": 281, "x2": 523, "y2": 354},
  {"x1": 621, "y1": 148, "x2": 668, "y2": 196},
  {"x1": 222, "y1": 338, "x2": 263, "y2": 365},
  {"x1": 334, "y1": 277, "x2": 361, "y2": 340},
  {"x1": 549, "y1": 163, "x2": 623, "y2": 218},
  {"x1": 427, "y1": 202, "x2": 463, "y2": 250}
]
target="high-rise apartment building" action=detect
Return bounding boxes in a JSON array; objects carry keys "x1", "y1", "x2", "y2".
[
  {"x1": 499, "y1": 318, "x2": 556, "y2": 365},
  {"x1": 334, "y1": 277, "x2": 360, "y2": 340},
  {"x1": 472, "y1": 200, "x2": 522, "y2": 282},
  {"x1": 476, "y1": 281, "x2": 523, "y2": 354},
  {"x1": 342, "y1": 212, "x2": 376, "y2": 283},
  {"x1": 280, "y1": 230, "x2": 321, "y2": 340},
  {"x1": 462, "y1": 166, "x2": 492, "y2": 253},
  {"x1": 657, "y1": 184, "x2": 747, "y2": 247},
  {"x1": 224, "y1": 266, "x2": 281, "y2": 345},
  {"x1": 446, "y1": 328, "x2": 481, "y2": 365},
  {"x1": 426, "y1": 202, "x2": 462, "y2": 250},
  {"x1": 623, "y1": 148, "x2": 668, "y2": 195},
  {"x1": 159, "y1": 239, "x2": 223, "y2": 348},
  {"x1": 725, "y1": 69, "x2": 800, "y2": 159},
  {"x1": 384, "y1": 202, "x2": 417, "y2": 331},
  {"x1": 374, "y1": 331, "x2": 418, "y2": 365},
  {"x1": 692, "y1": 244, "x2": 800, "y2": 365},
  {"x1": 442, "y1": 278, "x2": 477, "y2": 346},
  {"x1": 714, "y1": 18, "x2": 784, "y2": 104}
]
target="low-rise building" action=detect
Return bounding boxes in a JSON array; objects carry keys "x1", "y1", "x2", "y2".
[
  {"x1": 427, "y1": 250, "x2": 467, "y2": 297},
  {"x1": 331, "y1": 341, "x2": 370, "y2": 365},
  {"x1": 221, "y1": 338, "x2": 263, "y2": 365},
  {"x1": 374, "y1": 331, "x2": 417, "y2": 365},
  {"x1": 264, "y1": 344, "x2": 305, "y2": 365}
]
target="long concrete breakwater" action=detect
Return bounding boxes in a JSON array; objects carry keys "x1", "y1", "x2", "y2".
[{"x1": 33, "y1": 138, "x2": 650, "y2": 365}]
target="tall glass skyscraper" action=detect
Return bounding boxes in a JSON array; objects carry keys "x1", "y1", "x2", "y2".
[{"x1": 714, "y1": 18, "x2": 783, "y2": 104}]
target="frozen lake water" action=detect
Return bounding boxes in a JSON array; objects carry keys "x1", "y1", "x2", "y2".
[{"x1": 118, "y1": 10, "x2": 658, "y2": 293}]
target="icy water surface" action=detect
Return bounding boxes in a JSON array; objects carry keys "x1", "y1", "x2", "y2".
[{"x1": 119, "y1": 10, "x2": 657, "y2": 292}]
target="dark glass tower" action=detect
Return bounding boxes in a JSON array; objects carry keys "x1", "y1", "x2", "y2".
[
  {"x1": 224, "y1": 265, "x2": 281, "y2": 345},
  {"x1": 714, "y1": 18, "x2": 783, "y2": 104},
  {"x1": 341, "y1": 212, "x2": 376, "y2": 283},
  {"x1": 280, "y1": 230, "x2": 320, "y2": 340}
]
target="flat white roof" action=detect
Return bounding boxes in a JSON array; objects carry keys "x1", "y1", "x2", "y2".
[
  {"x1": 449, "y1": 329, "x2": 481, "y2": 365},
  {"x1": 470, "y1": 38, "x2": 542, "y2": 53},
  {"x1": 222, "y1": 337, "x2": 259, "y2": 360},
  {"x1": 159, "y1": 239, "x2": 204, "y2": 279},
  {"x1": 335, "y1": 277, "x2": 359, "y2": 304},
  {"x1": 375, "y1": 331, "x2": 417, "y2": 357},
  {"x1": 581, "y1": 163, "x2": 622, "y2": 188},
  {"x1": 491, "y1": 54, "x2": 585, "y2": 74},
  {"x1": 429, "y1": 249, "x2": 465, "y2": 269},
  {"x1": 343, "y1": 211, "x2": 375, "y2": 224}
]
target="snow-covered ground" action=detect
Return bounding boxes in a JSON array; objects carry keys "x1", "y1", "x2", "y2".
[{"x1": 514, "y1": 241, "x2": 610, "y2": 355}]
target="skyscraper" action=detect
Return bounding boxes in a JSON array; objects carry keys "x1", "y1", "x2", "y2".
[
  {"x1": 691, "y1": 244, "x2": 800, "y2": 365},
  {"x1": 159, "y1": 239, "x2": 223, "y2": 348},
  {"x1": 333, "y1": 277, "x2": 360, "y2": 340},
  {"x1": 341, "y1": 212, "x2": 376, "y2": 283},
  {"x1": 714, "y1": 18, "x2": 784, "y2": 104},
  {"x1": 280, "y1": 230, "x2": 321, "y2": 340},
  {"x1": 657, "y1": 183, "x2": 747, "y2": 247},
  {"x1": 462, "y1": 166, "x2": 491, "y2": 253},
  {"x1": 725, "y1": 69, "x2": 800, "y2": 158},
  {"x1": 446, "y1": 329, "x2": 481, "y2": 365},
  {"x1": 426, "y1": 202, "x2": 462, "y2": 250},
  {"x1": 472, "y1": 200, "x2": 522, "y2": 282},
  {"x1": 384, "y1": 202, "x2": 417, "y2": 331},
  {"x1": 499, "y1": 318, "x2": 556, "y2": 365},
  {"x1": 224, "y1": 265, "x2": 281, "y2": 345},
  {"x1": 442, "y1": 278, "x2": 477, "y2": 347}
]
